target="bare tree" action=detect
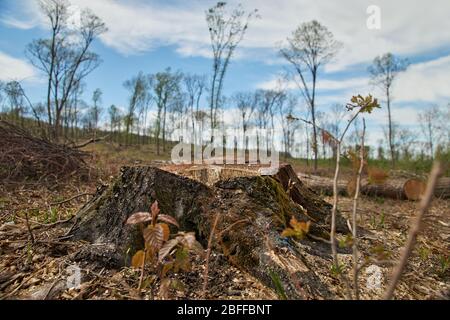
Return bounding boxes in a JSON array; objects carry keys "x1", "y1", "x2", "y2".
[
  {"x1": 184, "y1": 74, "x2": 206, "y2": 143},
  {"x1": 206, "y1": 2, "x2": 258, "y2": 141},
  {"x1": 3, "y1": 81, "x2": 26, "y2": 123},
  {"x1": 280, "y1": 20, "x2": 341, "y2": 172},
  {"x1": 369, "y1": 53, "x2": 408, "y2": 168},
  {"x1": 108, "y1": 104, "x2": 120, "y2": 143},
  {"x1": 89, "y1": 88, "x2": 102, "y2": 140},
  {"x1": 150, "y1": 68, "x2": 182, "y2": 154},
  {"x1": 233, "y1": 91, "x2": 256, "y2": 146},
  {"x1": 397, "y1": 127, "x2": 416, "y2": 161},
  {"x1": 123, "y1": 72, "x2": 150, "y2": 146},
  {"x1": 26, "y1": 0, "x2": 107, "y2": 139},
  {"x1": 418, "y1": 105, "x2": 441, "y2": 159},
  {"x1": 329, "y1": 104, "x2": 346, "y2": 159},
  {"x1": 280, "y1": 94, "x2": 300, "y2": 158}
]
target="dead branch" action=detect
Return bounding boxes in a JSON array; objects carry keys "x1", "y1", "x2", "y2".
[
  {"x1": 201, "y1": 212, "x2": 221, "y2": 298},
  {"x1": 24, "y1": 211, "x2": 35, "y2": 244},
  {"x1": 72, "y1": 135, "x2": 110, "y2": 149},
  {"x1": 383, "y1": 161, "x2": 444, "y2": 300},
  {"x1": 50, "y1": 193, "x2": 94, "y2": 206},
  {"x1": 0, "y1": 120, "x2": 91, "y2": 184}
]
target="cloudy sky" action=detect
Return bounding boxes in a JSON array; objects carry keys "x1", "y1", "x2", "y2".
[{"x1": 1, "y1": 0, "x2": 450, "y2": 149}]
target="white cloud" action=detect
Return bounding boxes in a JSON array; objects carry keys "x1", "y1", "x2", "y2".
[
  {"x1": 257, "y1": 76, "x2": 371, "y2": 92},
  {"x1": 0, "y1": 51, "x2": 37, "y2": 82},
  {"x1": 0, "y1": 16, "x2": 38, "y2": 30},
  {"x1": 369, "y1": 106, "x2": 420, "y2": 127},
  {"x1": 7, "y1": 0, "x2": 450, "y2": 69},
  {"x1": 393, "y1": 55, "x2": 450, "y2": 103}
]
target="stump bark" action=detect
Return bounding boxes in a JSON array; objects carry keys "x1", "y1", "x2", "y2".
[{"x1": 69, "y1": 165, "x2": 348, "y2": 299}]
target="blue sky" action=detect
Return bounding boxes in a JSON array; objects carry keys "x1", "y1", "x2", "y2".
[{"x1": 1, "y1": 0, "x2": 450, "y2": 148}]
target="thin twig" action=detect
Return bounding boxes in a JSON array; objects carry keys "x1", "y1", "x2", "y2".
[
  {"x1": 43, "y1": 276, "x2": 62, "y2": 300},
  {"x1": 24, "y1": 211, "x2": 35, "y2": 244},
  {"x1": 17, "y1": 215, "x2": 74, "y2": 229},
  {"x1": 201, "y1": 212, "x2": 221, "y2": 298},
  {"x1": 50, "y1": 192, "x2": 94, "y2": 206},
  {"x1": 352, "y1": 118, "x2": 365, "y2": 300},
  {"x1": 383, "y1": 161, "x2": 443, "y2": 300},
  {"x1": 72, "y1": 135, "x2": 110, "y2": 148},
  {"x1": 138, "y1": 249, "x2": 147, "y2": 291},
  {"x1": 217, "y1": 218, "x2": 248, "y2": 237}
]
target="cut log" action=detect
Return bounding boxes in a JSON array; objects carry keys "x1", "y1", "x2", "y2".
[
  {"x1": 347, "y1": 177, "x2": 430, "y2": 200},
  {"x1": 434, "y1": 177, "x2": 450, "y2": 199},
  {"x1": 68, "y1": 165, "x2": 348, "y2": 299},
  {"x1": 347, "y1": 177, "x2": 404, "y2": 200},
  {"x1": 404, "y1": 179, "x2": 426, "y2": 200},
  {"x1": 297, "y1": 173, "x2": 348, "y2": 196}
]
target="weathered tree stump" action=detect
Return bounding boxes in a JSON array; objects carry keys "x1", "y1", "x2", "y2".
[{"x1": 69, "y1": 165, "x2": 348, "y2": 299}]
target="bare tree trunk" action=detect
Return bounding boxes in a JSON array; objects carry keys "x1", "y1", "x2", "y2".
[
  {"x1": 162, "y1": 104, "x2": 167, "y2": 153},
  {"x1": 311, "y1": 71, "x2": 318, "y2": 172},
  {"x1": 387, "y1": 87, "x2": 395, "y2": 168}
]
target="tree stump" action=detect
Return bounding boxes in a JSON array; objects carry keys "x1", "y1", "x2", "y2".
[{"x1": 69, "y1": 165, "x2": 348, "y2": 299}]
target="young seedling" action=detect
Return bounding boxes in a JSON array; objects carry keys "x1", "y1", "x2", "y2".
[
  {"x1": 281, "y1": 216, "x2": 311, "y2": 240},
  {"x1": 126, "y1": 200, "x2": 203, "y2": 295}
]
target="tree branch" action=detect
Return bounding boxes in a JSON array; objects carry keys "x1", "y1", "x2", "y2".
[{"x1": 383, "y1": 161, "x2": 443, "y2": 299}]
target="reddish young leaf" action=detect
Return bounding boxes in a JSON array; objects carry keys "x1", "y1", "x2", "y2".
[
  {"x1": 158, "y1": 214, "x2": 180, "y2": 228},
  {"x1": 143, "y1": 224, "x2": 164, "y2": 250},
  {"x1": 131, "y1": 250, "x2": 145, "y2": 268},
  {"x1": 151, "y1": 200, "x2": 160, "y2": 218},
  {"x1": 126, "y1": 212, "x2": 151, "y2": 225},
  {"x1": 159, "y1": 223, "x2": 170, "y2": 241},
  {"x1": 159, "y1": 238, "x2": 180, "y2": 262}
]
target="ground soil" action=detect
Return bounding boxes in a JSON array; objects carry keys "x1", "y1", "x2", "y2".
[{"x1": 0, "y1": 143, "x2": 448, "y2": 300}]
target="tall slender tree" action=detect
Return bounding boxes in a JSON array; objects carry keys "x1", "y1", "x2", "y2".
[
  {"x1": 26, "y1": 0, "x2": 106, "y2": 139},
  {"x1": 206, "y1": 2, "x2": 258, "y2": 141},
  {"x1": 150, "y1": 68, "x2": 182, "y2": 154},
  {"x1": 280, "y1": 20, "x2": 341, "y2": 172},
  {"x1": 123, "y1": 72, "x2": 149, "y2": 146},
  {"x1": 369, "y1": 53, "x2": 408, "y2": 168}
]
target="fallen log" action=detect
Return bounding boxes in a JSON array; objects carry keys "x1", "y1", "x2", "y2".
[
  {"x1": 347, "y1": 177, "x2": 428, "y2": 200},
  {"x1": 297, "y1": 173, "x2": 348, "y2": 196},
  {"x1": 434, "y1": 177, "x2": 450, "y2": 199},
  {"x1": 68, "y1": 164, "x2": 348, "y2": 299}
]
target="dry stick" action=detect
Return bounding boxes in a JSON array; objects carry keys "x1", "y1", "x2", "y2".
[
  {"x1": 73, "y1": 134, "x2": 110, "y2": 148},
  {"x1": 24, "y1": 210, "x2": 35, "y2": 244},
  {"x1": 201, "y1": 213, "x2": 221, "y2": 298},
  {"x1": 138, "y1": 249, "x2": 147, "y2": 291},
  {"x1": 352, "y1": 118, "x2": 365, "y2": 300},
  {"x1": 50, "y1": 192, "x2": 94, "y2": 206},
  {"x1": 383, "y1": 161, "x2": 443, "y2": 300}
]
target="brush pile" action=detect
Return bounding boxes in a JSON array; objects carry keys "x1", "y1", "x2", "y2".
[{"x1": 0, "y1": 120, "x2": 91, "y2": 184}]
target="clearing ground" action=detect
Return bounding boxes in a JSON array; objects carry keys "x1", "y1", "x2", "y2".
[{"x1": 0, "y1": 142, "x2": 448, "y2": 300}]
